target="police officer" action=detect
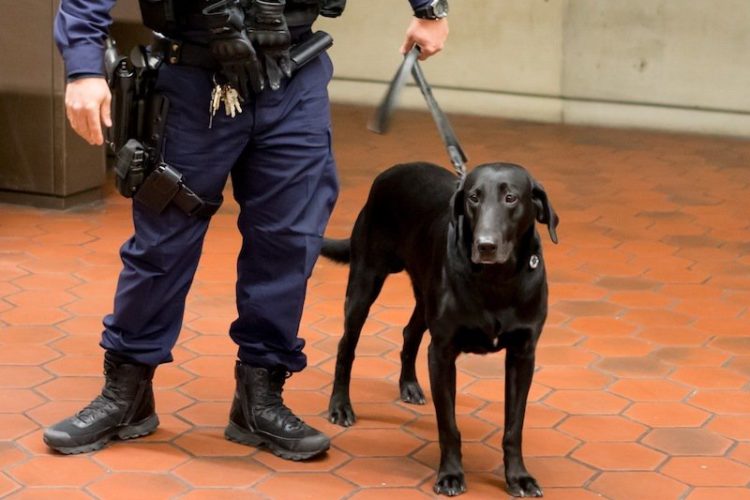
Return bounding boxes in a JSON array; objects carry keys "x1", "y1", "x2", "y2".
[{"x1": 45, "y1": 0, "x2": 449, "y2": 460}]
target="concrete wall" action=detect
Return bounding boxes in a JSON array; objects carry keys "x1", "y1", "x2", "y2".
[{"x1": 317, "y1": 0, "x2": 750, "y2": 137}]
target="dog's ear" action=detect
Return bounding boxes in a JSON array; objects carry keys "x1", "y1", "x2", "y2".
[
  {"x1": 450, "y1": 181, "x2": 465, "y2": 223},
  {"x1": 532, "y1": 181, "x2": 559, "y2": 244}
]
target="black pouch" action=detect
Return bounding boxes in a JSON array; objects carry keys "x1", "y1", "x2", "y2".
[
  {"x1": 320, "y1": 0, "x2": 346, "y2": 17},
  {"x1": 134, "y1": 163, "x2": 183, "y2": 213},
  {"x1": 114, "y1": 139, "x2": 148, "y2": 198}
]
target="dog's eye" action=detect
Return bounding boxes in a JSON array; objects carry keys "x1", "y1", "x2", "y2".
[
  {"x1": 468, "y1": 193, "x2": 480, "y2": 204},
  {"x1": 505, "y1": 194, "x2": 518, "y2": 204}
]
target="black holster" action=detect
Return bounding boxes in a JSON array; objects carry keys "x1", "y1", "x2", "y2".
[{"x1": 105, "y1": 40, "x2": 221, "y2": 218}]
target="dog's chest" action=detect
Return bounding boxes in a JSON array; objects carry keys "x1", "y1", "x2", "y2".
[{"x1": 453, "y1": 309, "x2": 525, "y2": 354}]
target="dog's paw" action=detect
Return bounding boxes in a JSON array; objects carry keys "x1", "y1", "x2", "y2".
[
  {"x1": 328, "y1": 400, "x2": 356, "y2": 427},
  {"x1": 433, "y1": 473, "x2": 467, "y2": 497},
  {"x1": 507, "y1": 474, "x2": 543, "y2": 497},
  {"x1": 400, "y1": 381, "x2": 426, "y2": 405}
]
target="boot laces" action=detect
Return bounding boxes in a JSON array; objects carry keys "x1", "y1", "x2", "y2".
[
  {"x1": 74, "y1": 365, "x2": 126, "y2": 423},
  {"x1": 260, "y1": 370, "x2": 303, "y2": 429}
]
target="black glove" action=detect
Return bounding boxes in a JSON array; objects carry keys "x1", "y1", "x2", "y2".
[
  {"x1": 203, "y1": 0, "x2": 264, "y2": 98},
  {"x1": 246, "y1": 0, "x2": 292, "y2": 91}
]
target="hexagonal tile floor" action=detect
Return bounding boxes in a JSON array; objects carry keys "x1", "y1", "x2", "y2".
[{"x1": 1, "y1": 104, "x2": 749, "y2": 499}]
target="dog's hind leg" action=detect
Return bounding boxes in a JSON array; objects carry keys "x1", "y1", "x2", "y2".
[
  {"x1": 399, "y1": 300, "x2": 427, "y2": 404},
  {"x1": 328, "y1": 266, "x2": 387, "y2": 427}
]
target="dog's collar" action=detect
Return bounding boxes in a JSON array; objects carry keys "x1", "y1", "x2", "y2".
[{"x1": 530, "y1": 255, "x2": 540, "y2": 270}]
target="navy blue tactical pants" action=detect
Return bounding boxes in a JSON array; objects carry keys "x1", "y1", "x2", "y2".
[{"x1": 100, "y1": 52, "x2": 338, "y2": 372}]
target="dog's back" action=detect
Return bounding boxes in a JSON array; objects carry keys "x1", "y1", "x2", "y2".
[{"x1": 321, "y1": 162, "x2": 457, "y2": 271}]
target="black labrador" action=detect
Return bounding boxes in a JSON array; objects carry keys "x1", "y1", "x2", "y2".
[{"x1": 321, "y1": 162, "x2": 559, "y2": 497}]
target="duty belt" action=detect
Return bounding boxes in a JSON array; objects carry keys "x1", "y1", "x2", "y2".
[{"x1": 151, "y1": 27, "x2": 318, "y2": 71}]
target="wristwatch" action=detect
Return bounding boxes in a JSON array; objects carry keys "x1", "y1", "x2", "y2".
[{"x1": 414, "y1": 0, "x2": 449, "y2": 20}]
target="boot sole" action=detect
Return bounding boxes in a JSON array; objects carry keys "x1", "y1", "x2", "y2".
[
  {"x1": 47, "y1": 414, "x2": 160, "y2": 455},
  {"x1": 224, "y1": 421, "x2": 329, "y2": 461}
]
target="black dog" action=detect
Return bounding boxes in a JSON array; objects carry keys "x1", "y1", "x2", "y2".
[{"x1": 321, "y1": 162, "x2": 559, "y2": 497}]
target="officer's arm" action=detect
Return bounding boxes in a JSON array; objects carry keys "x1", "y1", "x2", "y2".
[
  {"x1": 55, "y1": 0, "x2": 117, "y2": 145},
  {"x1": 401, "y1": 0, "x2": 449, "y2": 60}
]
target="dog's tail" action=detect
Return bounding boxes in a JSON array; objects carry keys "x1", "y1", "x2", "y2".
[{"x1": 320, "y1": 238, "x2": 351, "y2": 264}]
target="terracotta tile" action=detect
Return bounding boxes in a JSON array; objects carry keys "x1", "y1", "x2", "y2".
[
  {"x1": 685, "y1": 488, "x2": 750, "y2": 500},
  {"x1": 0, "y1": 443, "x2": 27, "y2": 469},
  {"x1": 582, "y1": 337, "x2": 654, "y2": 357},
  {"x1": 413, "y1": 442, "x2": 503, "y2": 473},
  {"x1": 178, "y1": 401, "x2": 229, "y2": 427},
  {"x1": 596, "y1": 356, "x2": 671, "y2": 377},
  {"x1": 706, "y1": 415, "x2": 750, "y2": 441},
  {"x1": 625, "y1": 402, "x2": 710, "y2": 428},
  {"x1": 0, "y1": 325, "x2": 68, "y2": 346},
  {"x1": 348, "y1": 489, "x2": 432, "y2": 500},
  {"x1": 520, "y1": 428, "x2": 581, "y2": 457},
  {"x1": 173, "y1": 428, "x2": 253, "y2": 457},
  {"x1": 0, "y1": 389, "x2": 45, "y2": 413},
  {"x1": 44, "y1": 355, "x2": 102, "y2": 376},
  {"x1": 331, "y1": 402, "x2": 416, "y2": 429},
  {"x1": 688, "y1": 390, "x2": 750, "y2": 414},
  {"x1": 661, "y1": 457, "x2": 750, "y2": 486},
  {"x1": 9, "y1": 456, "x2": 105, "y2": 487},
  {"x1": 670, "y1": 366, "x2": 747, "y2": 389},
  {"x1": 654, "y1": 347, "x2": 729, "y2": 366},
  {"x1": 36, "y1": 377, "x2": 103, "y2": 401},
  {"x1": 257, "y1": 472, "x2": 356, "y2": 499},
  {"x1": 0, "y1": 306, "x2": 71, "y2": 326},
  {"x1": 536, "y1": 346, "x2": 597, "y2": 367},
  {"x1": 731, "y1": 442, "x2": 750, "y2": 466},
  {"x1": 87, "y1": 472, "x2": 188, "y2": 499},
  {"x1": 5, "y1": 488, "x2": 93, "y2": 500},
  {"x1": 0, "y1": 366, "x2": 51, "y2": 388},
  {"x1": 404, "y1": 414, "x2": 496, "y2": 442},
  {"x1": 557, "y1": 415, "x2": 647, "y2": 442},
  {"x1": 178, "y1": 490, "x2": 265, "y2": 500},
  {"x1": 608, "y1": 290, "x2": 674, "y2": 309},
  {"x1": 179, "y1": 376, "x2": 235, "y2": 401},
  {"x1": 568, "y1": 316, "x2": 638, "y2": 337},
  {"x1": 572, "y1": 442, "x2": 666, "y2": 470},
  {"x1": 0, "y1": 477, "x2": 20, "y2": 498},
  {"x1": 727, "y1": 356, "x2": 750, "y2": 377},
  {"x1": 336, "y1": 457, "x2": 433, "y2": 487},
  {"x1": 638, "y1": 326, "x2": 713, "y2": 346},
  {"x1": 93, "y1": 443, "x2": 189, "y2": 472},
  {"x1": 710, "y1": 336, "x2": 750, "y2": 355},
  {"x1": 608, "y1": 378, "x2": 690, "y2": 402},
  {"x1": 533, "y1": 367, "x2": 611, "y2": 390},
  {"x1": 335, "y1": 428, "x2": 424, "y2": 457},
  {"x1": 172, "y1": 457, "x2": 270, "y2": 487},
  {"x1": 544, "y1": 390, "x2": 629, "y2": 415},
  {"x1": 0, "y1": 414, "x2": 39, "y2": 440},
  {"x1": 589, "y1": 471, "x2": 688, "y2": 499},
  {"x1": 642, "y1": 428, "x2": 733, "y2": 456},
  {"x1": 154, "y1": 389, "x2": 195, "y2": 413}
]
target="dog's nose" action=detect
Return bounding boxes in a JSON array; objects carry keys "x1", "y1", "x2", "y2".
[{"x1": 476, "y1": 238, "x2": 498, "y2": 255}]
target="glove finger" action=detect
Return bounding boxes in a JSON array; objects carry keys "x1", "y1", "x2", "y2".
[
  {"x1": 279, "y1": 56, "x2": 292, "y2": 78},
  {"x1": 264, "y1": 55, "x2": 283, "y2": 91}
]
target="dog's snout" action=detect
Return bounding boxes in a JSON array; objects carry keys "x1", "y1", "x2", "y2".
[{"x1": 476, "y1": 238, "x2": 498, "y2": 255}]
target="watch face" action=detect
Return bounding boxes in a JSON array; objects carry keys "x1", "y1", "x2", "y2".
[{"x1": 433, "y1": 0, "x2": 449, "y2": 16}]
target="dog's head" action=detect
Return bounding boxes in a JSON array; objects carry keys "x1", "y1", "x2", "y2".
[{"x1": 451, "y1": 163, "x2": 559, "y2": 265}]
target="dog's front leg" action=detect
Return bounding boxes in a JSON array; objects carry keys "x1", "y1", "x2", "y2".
[
  {"x1": 503, "y1": 335, "x2": 543, "y2": 497},
  {"x1": 428, "y1": 340, "x2": 466, "y2": 496}
]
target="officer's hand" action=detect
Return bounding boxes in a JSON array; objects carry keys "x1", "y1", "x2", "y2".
[
  {"x1": 401, "y1": 18, "x2": 449, "y2": 60},
  {"x1": 65, "y1": 77, "x2": 112, "y2": 146}
]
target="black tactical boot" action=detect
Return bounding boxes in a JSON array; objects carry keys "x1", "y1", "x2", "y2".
[
  {"x1": 43, "y1": 351, "x2": 159, "y2": 454},
  {"x1": 225, "y1": 362, "x2": 330, "y2": 460}
]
